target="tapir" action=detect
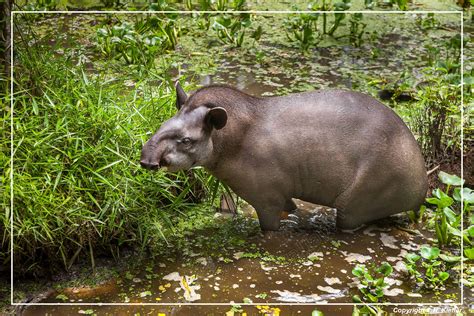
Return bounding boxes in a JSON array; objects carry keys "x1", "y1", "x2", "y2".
[{"x1": 140, "y1": 83, "x2": 428, "y2": 231}]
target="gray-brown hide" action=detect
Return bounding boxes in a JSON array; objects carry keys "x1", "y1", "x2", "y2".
[{"x1": 141, "y1": 83, "x2": 428, "y2": 231}]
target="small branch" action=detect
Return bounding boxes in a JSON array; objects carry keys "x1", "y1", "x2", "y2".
[{"x1": 427, "y1": 165, "x2": 440, "y2": 176}]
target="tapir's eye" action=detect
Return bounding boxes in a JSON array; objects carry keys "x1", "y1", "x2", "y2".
[{"x1": 180, "y1": 137, "x2": 192, "y2": 145}]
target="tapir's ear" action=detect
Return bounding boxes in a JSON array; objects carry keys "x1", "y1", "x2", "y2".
[
  {"x1": 175, "y1": 81, "x2": 188, "y2": 110},
  {"x1": 205, "y1": 107, "x2": 227, "y2": 130}
]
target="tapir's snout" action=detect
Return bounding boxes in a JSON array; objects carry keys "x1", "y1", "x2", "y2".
[
  {"x1": 140, "y1": 140, "x2": 161, "y2": 170},
  {"x1": 140, "y1": 159, "x2": 160, "y2": 170}
]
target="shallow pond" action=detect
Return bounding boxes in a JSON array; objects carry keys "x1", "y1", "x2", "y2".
[{"x1": 21, "y1": 201, "x2": 461, "y2": 315}]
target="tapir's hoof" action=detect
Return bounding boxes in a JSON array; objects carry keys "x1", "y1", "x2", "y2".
[
  {"x1": 262, "y1": 230, "x2": 280, "y2": 239},
  {"x1": 259, "y1": 222, "x2": 281, "y2": 231}
]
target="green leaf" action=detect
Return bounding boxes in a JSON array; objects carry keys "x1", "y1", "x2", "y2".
[
  {"x1": 352, "y1": 294, "x2": 362, "y2": 303},
  {"x1": 55, "y1": 294, "x2": 69, "y2": 301},
  {"x1": 438, "y1": 171, "x2": 464, "y2": 186},
  {"x1": 405, "y1": 253, "x2": 420, "y2": 263},
  {"x1": 453, "y1": 187, "x2": 474, "y2": 203},
  {"x1": 251, "y1": 25, "x2": 263, "y2": 41},
  {"x1": 420, "y1": 246, "x2": 440, "y2": 260},
  {"x1": 242, "y1": 297, "x2": 253, "y2": 303},
  {"x1": 375, "y1": 278, "x2": 384, "y2": 287},
  {"x1": 447, "y1": 224, "x2": 462, "y2": 238},
  {"x1": 439, "y1": 253, "x2": 461, "y2": 262},
  {"x1": 443, "y1": 207, "x2": 457, "y2": 224},
  {"x1": 438, "y1": 271, "x2": 449, "y2": 281},
  {"x1": 139, "y1": 291, "x2": 152, "y2": 297},
  {"x1": 352, "y1": 265, "x2": 366, "y2": 277},
  {"x1": 464, "y1": 248, "x2": 474, "y2": 259},
  {"x1": 312, "y1": 310, "x2": 324, "y2": 316},
  {"x1": 467, "y1": 226, "x2": 474, "y2": 237},
  {"x1": 376, "y1": 262, "x2": 393, "y2": 277},
  {"x1": 427, "y1": 189, "x2": 453, "y2": 208}
]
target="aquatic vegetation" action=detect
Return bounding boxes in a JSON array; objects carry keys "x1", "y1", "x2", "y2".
[
  {"x1": 364, "y1": 0, "x2": 409, "y2": 10},
  {"x1": 96, "y1": 16, "x2": 180, "y2": 65},
  {"x1": 348, "y1": 13, "x2": 366, "y2": 47},
  {"x1": 408, "y1": 35, "x2": 464, "y2": 160},
  {"x1": 99, "y1": 0, "x2": 124, "y2": 8},
  {"x1": 352, "y1": 262, "x2": 393, "y2": 303},
  {"x1": 404, "y1": 246, "x2": 457, "y2": 290},
  {"x1": 197, "y1": 0, "x2": 247, "y2": 11},
  {"x1": 284, "y1": 10, "x2": 320, "y2": 51},
  {"x1": 426, "y1": 171, "x2": 467, "y2": 247},
  {"x1": 415, "y1": 13, "x2": 439, "y2": 30},
  {"x1": 284, "y1": 1, "x2": 368, "y2": 51},
  {"x1": 211, "y1": 13, "x2": 252, "y2": 47}
]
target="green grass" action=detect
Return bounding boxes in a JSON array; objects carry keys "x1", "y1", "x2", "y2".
[{"x1": 0, "y1": 29, "x2": 219, "y2": 275}]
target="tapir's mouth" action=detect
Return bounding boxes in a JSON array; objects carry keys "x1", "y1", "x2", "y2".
[{"x1": 140, "y1": 160, "x2": 160, "y2": 170}]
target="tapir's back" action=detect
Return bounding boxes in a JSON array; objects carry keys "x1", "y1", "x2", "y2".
[{"x1": 253, "y1": 89, "x2": 427, "y2": 218}]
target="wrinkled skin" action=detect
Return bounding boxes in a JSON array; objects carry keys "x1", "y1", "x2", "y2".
[{"x1": 141, "y1": 82, "x2": 428, "y2": 231}]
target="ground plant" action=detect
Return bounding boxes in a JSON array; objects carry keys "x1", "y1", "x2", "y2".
[{"x1": 426, "y1": 171, "x2": 468, "y2": 247}]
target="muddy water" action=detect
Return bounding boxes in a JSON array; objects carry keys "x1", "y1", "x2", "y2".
[
  {"x1": 22, "y1": 201, "x2": 460, "y2": 315},
  {"x1": 23, "y1": 304, "x2": 355, "y2": 316}
]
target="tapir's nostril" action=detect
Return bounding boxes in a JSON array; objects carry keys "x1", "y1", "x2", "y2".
[{"x1": 140, "y1": 160, "x2": 160, "y2": 170}]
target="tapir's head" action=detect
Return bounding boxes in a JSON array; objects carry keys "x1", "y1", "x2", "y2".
[{"x1": 140, "y1": 82, "x2": 228, "y2": 172}]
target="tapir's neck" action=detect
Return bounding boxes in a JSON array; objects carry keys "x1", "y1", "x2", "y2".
[{"x1": 201, "y1": 89, "x2": 262, "y2": 172}]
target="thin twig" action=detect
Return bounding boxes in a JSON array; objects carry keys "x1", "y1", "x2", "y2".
[{"x1": 427, "y1": 165, "x2": 440, "y2": 176}]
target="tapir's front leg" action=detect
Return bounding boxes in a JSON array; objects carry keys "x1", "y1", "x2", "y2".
[
  {"x1": 255, "y1": 208, "x2": 282, "y2": 231},
  {"x1": 254, "y1": 199, "x2": 297, "y2": 231}
]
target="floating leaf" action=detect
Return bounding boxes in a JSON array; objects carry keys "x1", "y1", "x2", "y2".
[
  {"x1": 438, "y1": 271, "x2": 449, "y2": 281},
  {"x1": 376, "y1": 262, "x2": 393, "y2": 277}
]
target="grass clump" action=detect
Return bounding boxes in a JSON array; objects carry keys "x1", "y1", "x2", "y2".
[{"x1": 1, "y1": 27, "x2": 214, "y2": 275}]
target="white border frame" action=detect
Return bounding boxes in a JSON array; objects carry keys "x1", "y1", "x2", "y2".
[{"x1": 10, "y1": 9, "x2": 465, "y2": 308}]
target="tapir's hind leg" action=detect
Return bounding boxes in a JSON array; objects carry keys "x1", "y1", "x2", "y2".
[
  {"x1": 333, "y1": 163, "x2": 396, "y2": 229},
  {"x1": 335, "y1": 177, "x2": 409, "y2": 229}
]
